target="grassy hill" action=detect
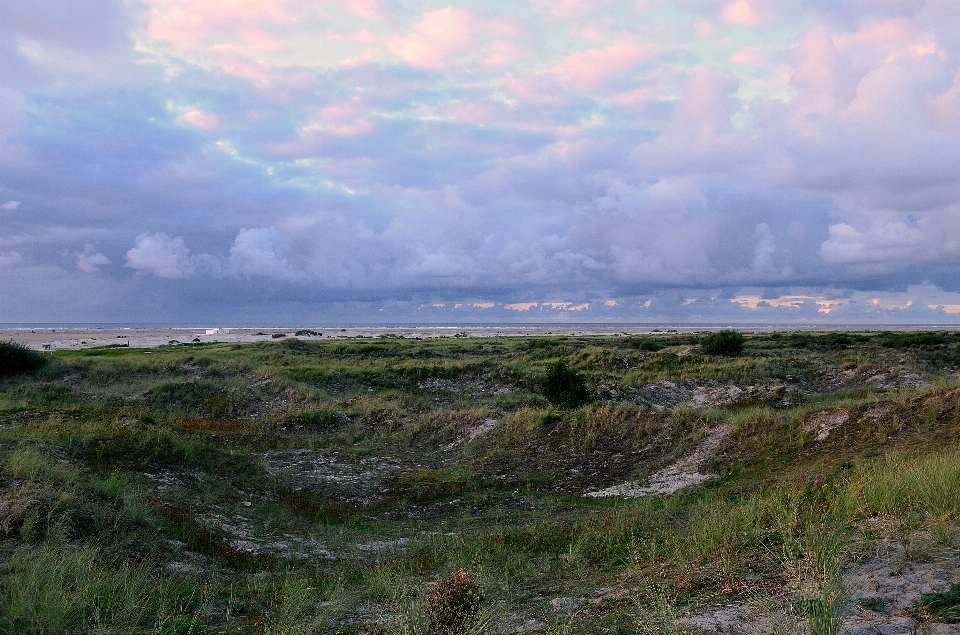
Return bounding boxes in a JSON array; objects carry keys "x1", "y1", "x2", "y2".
[{"x1": 2, "y1": 331, "x2": 960, "y2": 634}]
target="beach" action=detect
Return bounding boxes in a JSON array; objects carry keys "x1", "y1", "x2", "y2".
[{"x1": 2, "y1": 325, "x2": 684, "y2": 350}]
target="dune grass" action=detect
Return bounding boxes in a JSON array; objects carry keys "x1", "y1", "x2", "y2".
[{"x1": 1, "y1": 331, "x2": 960, "y2": 632}]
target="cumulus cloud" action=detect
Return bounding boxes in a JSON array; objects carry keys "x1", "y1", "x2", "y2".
[
  {"x1": 75, "y1": 245, "x2": 111, "y2": 273},
  {"x1": 0, "y1": 201, "x2": 20, "y2": 211},
  {"x1": 228, "y1": 227, "x2": 297, "y2": 279},
  {"x1": 125, "y1": 233, "x2": 209, "y2": 279}
]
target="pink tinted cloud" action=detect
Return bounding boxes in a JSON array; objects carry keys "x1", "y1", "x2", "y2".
[
  {"x1": 210, "y1": 50, "x2": 276, "y2": 87},
  {"x1": 343, "y1": 0, "x2": 388, "y2": 21},
  {"x1": 786, "y1": 18, "x2": 944, "y2": 132},
  {"x1": 731, "y1": 46, "x2": 766, "y2": 66},
  {"x1": 671, "y1": 71, "x2": 740, "y2": 140},
  {"x1": 503, "y1": 73, "x2": 570, "y2": 107},
  {"x1": 927, "y1": 71, "x2": 960, "y2": 132},
  {"x1": 444, "y1": 100, "x2": 506, "y2": 125},
  {"x1": 693, "y1": 19, "x2": 715, "y2": 38},
  {"x1": 554, "y1": 41, "x2": 657, "y2": 91},
  {"x1": 287, "y1": 99, "x2": 373, "y2": 145},
  {"x1": 485, "y1": 41, "x2": 525, "y2": 68},
  {"x1": 339, "y1": 47, "x2": 374, "y2": 68},
  {"x1": 830, "y1": 19, "x2": 924, "y2": 72},
  {"x1": 147, "y1": 0, "x2": 302, "y2": 51},
  {"x1": 720, "y1": 0, "x2": 763, "y2": 26},
  {"x1": 833, "y1": 18, "x2": 915, "y2": 48},
  {"x1": 328, "y1": 29, "x2": 377, "y2": 44},
  {"x1": 611, "y1": 85, "x2": 661, "y2": 106},
  {"x1": 637, "y1": 70, "x2": 749, "y2": 173},
  {"x1": 531, "y1": 0, "x2": 611, "y2": 21},
  {"x1": 181, "y1": 109, "x2": 220, "y2": 132},
  {"x1": 386, "y1": 6, "x2": 473, "y2": 69},
  {"x1": 479, "y1": 16, "x2": 528, "y2": 67},
  {"x1": 789, "y1": 29, "x2": 848, "y2": 117},
  {"x1": 339, "y1": 48, "x2": 376, "y2": 68}
]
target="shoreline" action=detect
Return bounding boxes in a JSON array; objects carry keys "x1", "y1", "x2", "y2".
[
  {"x1": 2, "y1": 326, "x2": 673, "y2": 350},
  {"x1": 3, "y1": 324, "x2": 959, "y2": 350}
]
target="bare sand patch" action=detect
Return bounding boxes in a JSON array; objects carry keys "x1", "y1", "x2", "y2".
[{"x1": 586, "y1": 424, "x2": 731, "y2": 498}]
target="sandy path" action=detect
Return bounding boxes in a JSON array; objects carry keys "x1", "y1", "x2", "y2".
[{"x1": 587, "y1": 424, "x2": 731, "y2": 498}]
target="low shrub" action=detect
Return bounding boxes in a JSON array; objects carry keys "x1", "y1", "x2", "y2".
[
  {"x1": 539, "y1": 359, "x2": 591, "y2": 408},
  {"x1": 0, "y1": 341, "x2": 47, "y2": 378},
  {"x1": 422, "y1": 569, "x2": 483, "y2": 635},
  {"x1": 879, "y1": 331, "x2": 948, "y2": 348},
  {"x1": 700, "y1": 330, "x2": 745, "y2": 356},
  {"x1": 820, "y1": 332, "x2": 853, "y2": 350},
  {"x1": 628, "y1": 337, "x2": 662, "y2": 352}
]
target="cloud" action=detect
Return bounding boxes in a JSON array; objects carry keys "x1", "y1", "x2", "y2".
[
  {"x1": 750, "y1": 223, "x2": 784, "y2": 277},
  {"x1": 76, "y1": 245, "x2": 111, "y2": 273},
  {"x1": 638, "y1": 70, "x2": 748, "y2": 173},
  {"x1": 0, "y1": 251, "x2": 23, "y2": 272},
  {"x1": 721, "y1": 0, "x2": 763, "y2": 26},
  {"x1": 553, "y1": 41, "x2": 657, "y2": 91},
  {"x1": 819, "y1": 205, "x2": 960, "y2": 272},
  {"x1": 386, "y1": 6, "x2": 473, "y2": 69},
  {"x1": 0, "y1": 0, "x2": 137, "y2": 138},
  {"x1": 343, "y1": 0, "x2": 390, "y2": 21},
  {"x1": 4, "y1": 0, "x2": 960, "y2": 322},
  {"x1": 145, "y1": 0, "x2": 300, "y2": 51},
  {"x1": 227, "y1": 227, "x2": 297, "y2": 279},
  {"x1": 179, "y1": 109, "x2": 220, "y2": 132},
  {"x1": 927, "y1": 69, "x2": 960, "y2": 132},
  {"x1": 125, "y1": 232, "x2": 203, "y2": 279}
]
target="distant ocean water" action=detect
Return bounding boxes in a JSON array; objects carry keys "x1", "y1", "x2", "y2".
[
  {"x1": 0, "y1": 322, "x2": 692, "y2": 330},
  {"x1": 2, "y1": 322, "x2": 959, "y2": 331}
]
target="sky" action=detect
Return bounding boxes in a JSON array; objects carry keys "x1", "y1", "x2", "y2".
[{"x1": 3, "y1": 0, "x2": 960, "y2": 324}]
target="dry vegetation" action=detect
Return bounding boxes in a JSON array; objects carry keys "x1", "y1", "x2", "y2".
[{"x1": 2, "y1": 331, "x2": 960, "y2": 634}]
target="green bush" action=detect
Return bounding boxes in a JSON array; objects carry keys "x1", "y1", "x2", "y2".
[
  {"x1": 627, "y1": 337, "x2": 662, "y2": 352},
  {"x1": 820, "y1": 332, "x2": 853, "y2": 350},
  {"x1": 0, "y1": 341, "x2": 47, "y2": 378},
  {"x1": 539, "y1": 359, "x2": 591, "y2": 408},
  {"x1": 879, "y1": 331, "x2": 948, "y2": 348},
  {"x1": 700, "y1": 330, "x2": 745, "y2": 356}
]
